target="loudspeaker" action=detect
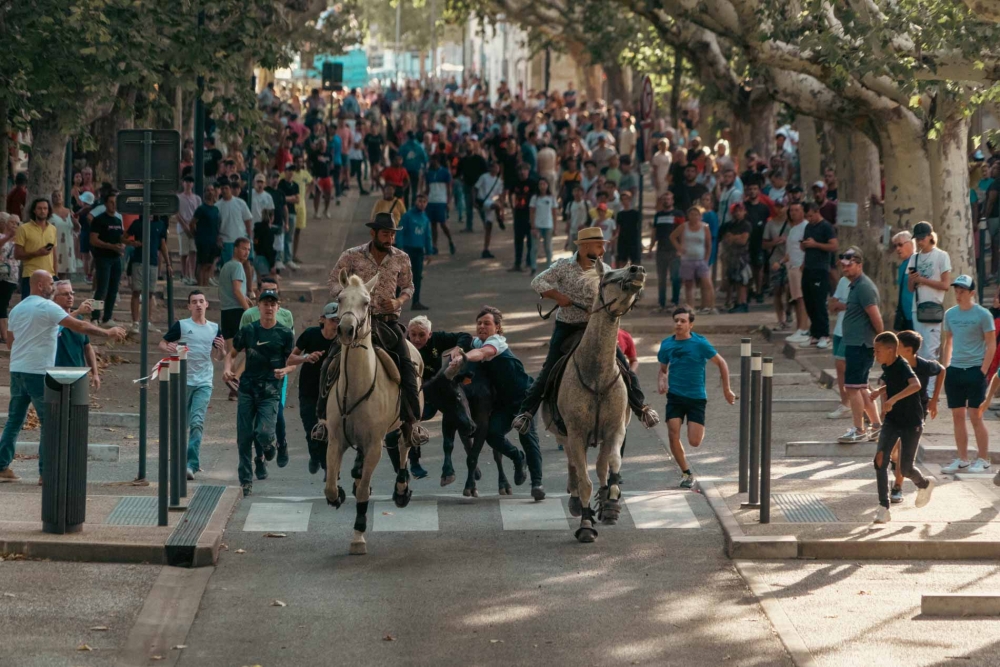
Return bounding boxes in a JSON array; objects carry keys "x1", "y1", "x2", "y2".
[{"x1": 322, "y1": 62, "x2": 343, "y2": 91}]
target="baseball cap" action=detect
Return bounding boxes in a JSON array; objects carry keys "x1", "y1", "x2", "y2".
[
  {"x1": 323, "y1": 302, "x2": 340, "y2": 319},
  {"x1": 812, "y1": 180, "x2": 826, "y2": 189},
  {"x1": 469, "y1": 134, "x2": 479, "y2": 141},
  {"x1": 258, "y1": 289, "x2": 279, "y2": 302},
  {"x1": 79, "y1": 191, "x2": 95, "y2": 205},
  {"x1": 596, "y1": 203, "x2": 608, "y2": 212},
  {"x1": 788, "y1": 185, "x2": 803, "y2": 194},
  {"x1": 952, "y1": 274, "x2": 975, "y2": 290},
  {"x1": 912, "y1": 221, "x2": 933, "y2": 239},
  {"x1": 838, "y1": 246, "x2": 864, "y2": 264}
]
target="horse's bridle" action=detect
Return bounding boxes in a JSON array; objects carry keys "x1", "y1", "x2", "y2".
[
  {"x1": 336, "y1": 304, "x2": 377, "y2": 451},
  {"x1": 339, "y1": 306, "x2": 372, "y2": 350},
  {"x1": 537, "y1": 274, "x2": 643, "y2": 321}
]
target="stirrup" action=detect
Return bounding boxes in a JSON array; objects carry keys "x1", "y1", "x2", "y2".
[
  {"x1": 511, "y1": 413, "x2": 533, "y2": 435},
  {"x1": 638, "y1": 406, "x2": 660, "y2": 429},
  {"x1": 310, "y1": 421, "x2": 328, "y2": 442}
]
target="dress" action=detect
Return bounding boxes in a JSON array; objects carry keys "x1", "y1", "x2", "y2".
[{"x1": 50, "y1": 212, "x2": 78, "y2": 275}]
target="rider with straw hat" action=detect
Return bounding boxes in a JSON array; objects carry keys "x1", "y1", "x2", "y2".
[{"x1": 510, "y1": 226, "x2": 659, "y2": 434}]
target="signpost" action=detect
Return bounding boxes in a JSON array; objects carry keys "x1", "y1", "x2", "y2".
[
  {"x1": 117, "y1": 129, "x2": 180, "y2": 483},
  {"x1": 638, "y1": 75, "x2": 654, "y2": 213}
]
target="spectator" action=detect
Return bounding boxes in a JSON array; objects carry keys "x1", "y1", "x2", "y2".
[
  {"x1": 14, "y1": 198, "x2": 58, "y2": 298},
  {"x1": 192, "y1": 184, "x2": 221, "y2": 287},
  {"x1": 290, "y1": 303, "x2": 339, "y2": 474},
  {"x1": 905, "y1": 222, "x2": 951, "y2": 388},
  {"x1": 88, "y1": 193, "x2": 125, "y2": 326},
  {"x1": 398, "y1": 194, "x2": 433, "y2": 311},
  {"x1": 651, "y1": 192, "x2": 685, "y2": 309},
  {"x1": 671, "y1": 206, "x2": 715, "y2": 313},
  {"x1": 127, "y1": 213, "x2": 170, "y2": 335},
  {"x1": 5, "y1": 172, "x2": 27, "y2": 218},
  {"x1": 52, "y1": 281, "x2": 100, "y2": 390},
  {"x1": 0, "y1": 213, "x2": 19, "y2": 346},
  {"x1": 474, "y1": 161, "x2": 505, "y2": 258},
  {"x1": 509, "y1": 163, "x2": 538, "y2": 274},
  {"x1": 176, "y1": 175, "x2": 202, "y2": 285},
  {"x1": 215, "y1": 180, "x2": 253, "y2": 265},
  {"x1": 799, "y1": 202, "x2": 838, "y2": 348},
  {"x1": 0, "y1": 270, "x2": 125, "y2": 483},
  {"x1": 219, "y1": 237, "x2": 253, "y2": 359},
  {"x1": 892, "y1": 230, "x2": 916, "y2": 330},
  {"x1": 530, "y1": 178, "x2": 558, "y2": 268}
]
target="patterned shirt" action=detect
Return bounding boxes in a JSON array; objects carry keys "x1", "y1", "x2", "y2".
[
  {"x1": 531, "y1": 254, "x2": 597, "y2": 324},
  {"x1": 328, "y1": 243, "x2": 414, "y2": 317}
]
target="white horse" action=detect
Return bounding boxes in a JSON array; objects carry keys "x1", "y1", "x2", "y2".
[
  {"x1": 323, "y1": 270, "x2": 424, "y2": 555},
  {"x1": 542, "y1": 261, "x2": 646, "y2": 543}
]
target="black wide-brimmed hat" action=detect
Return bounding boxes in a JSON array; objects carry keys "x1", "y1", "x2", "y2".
[{"x1": 365, "y1": 212, "x2": 401, "y2": 231}]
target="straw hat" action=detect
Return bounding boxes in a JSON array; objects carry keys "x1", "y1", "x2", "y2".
[{"x1": 576, "y1": 227, "x2": 605, "y2": 243}]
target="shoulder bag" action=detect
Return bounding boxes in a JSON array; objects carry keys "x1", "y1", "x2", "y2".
[{"x1": 914, "y1": 253, "x2": 944, "y2": 323}]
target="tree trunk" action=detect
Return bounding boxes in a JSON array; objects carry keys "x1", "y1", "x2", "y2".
[
  {"x1": 0, "y1": 98, "x2": 8, "y2": 202},
  {"x1": 92, "y1": 87, "x2": 137, "y2": 185},
  {"x1": 796, "y1": 116, "x2": 821, "y2": 188},
  {"x1": 878, "y1": 113, "x2": 933, "y2": 232},
  {"x1": 929, "y1": 110, "x2": 974, "y2": 284},
  {"x1": 566, "y1": 40, "x2": 601, "y2": 104},
  {"x1": 729, "y1": 92, "x2": 777, "y2": 163},
  {"x1": 669, "y1": 49, "x2": 683, "y2": 127},
  {"x1": 603, "y1": 62, "x2": 631, "y2": 106},
  {"x1": 27, "y1": 118, "x2": 68, "y2": 203}
]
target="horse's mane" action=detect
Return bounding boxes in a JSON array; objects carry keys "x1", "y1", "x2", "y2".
[{"x1": 345, "y1": 274, "x2": 366, "y2": 288}]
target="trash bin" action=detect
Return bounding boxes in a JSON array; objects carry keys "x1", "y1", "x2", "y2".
[{"x1": 41, "y1": 368, "x2": 90, "y2": 534}]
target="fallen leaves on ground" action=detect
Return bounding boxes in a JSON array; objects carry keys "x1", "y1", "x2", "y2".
[
  {"x1": 172, "y1": 645, "x2": 187, "y2": 650},
  {"x1": 383, "y1": 634, "x2": 395, "y2": 641},
  {"x1": 271, "y1": 599, "x2": 287, "y2": 607},
  {"x1": 264, "y1": 532, "x2": 286, "y2": 538},
  {"x1": 489, "y1": 639, "x2": 503, "y2": 644},
  {"x1": 23, "y1": 407, "x2": 38, "y2": 431},
  {"x1": 76, "y1": 644, "x2": 94, "y2": 651},
  {"x1": 381, "y1": 511, "x2": 393, "y2": 516},
  {"x1": 89, "y1": 626, "x2": 109, "y2": 631},
  {"x1": 235, "y1": 548, "x2": 246, "y2": 554},
  {"x1": 2, "y1": 592, "x2": 15, "y2": 598}
]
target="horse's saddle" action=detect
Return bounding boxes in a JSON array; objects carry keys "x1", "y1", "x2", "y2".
[
  {"x1": 319, "y1": 320, "x2": 404, "y2": 401},
  {"x1": 543, "y1": 331, "x2": 630, "y2": 442}
]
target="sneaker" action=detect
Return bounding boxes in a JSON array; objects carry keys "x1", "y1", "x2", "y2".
[
  {"x1": 242, "y1": 483, "x2": 253, "y2": 497},
  {"x1": 698, "y1": 307, "x2": 713, "y2": 315},
  {"x1": 0, "y1": 468, "x2": 20, "y2": 483},
  {"x1": 449, "y1": 241, "x2": 456, "y2": 255},
  {"x1": 873, "y1": 506, "x2": 891, "y2": 523},
  {"x1": 867, "y1": 424, "x2": 882, "y2": 442},
  {"x1": 186, "y1": 468, "x2": 195, "y2": 481},
  {"x1": 263, "y1": 442, "x2": 276, "y2": 461},
  {"x1": 276, "y1": 443, "x2": 289, "y2": 468},
  {"x1": 679, "y1": 472, "x2": 695, "y2": 489},
  {"x1": 254, "y1": 456, "x2": 268, "y2": 480},
  {"x1": 915, "y1": 476, "x2": 936, "y2": 508},
  {"x1": 837, "y1": 427, "x2": 867, "y2": 444},
  {"x1": 531, "y1": 485, "x2": 546, "y2": 501},
  {"x1": 507, "y1": 266, "x2": 523, "y2": 273},
  {"x1": 817, "y1": 337, "x2": 831, "y2": 349},
  {"x1": 147, "y1": 323, "x2": 161, "y2": 334},
  {"x1": 208, "y1": 277, "x2": 219, "y2": 287},
  {"x1": 826, "y1": 403, "x2": 852, "y2": 419},
  {"x1": 308, "y1": 458, "x2": 320, "y2": 475},
  {"x1": 969, "y1": 458, "x2": 992, "y2": 473},
  {"x1": 940, "y1": 458, "x2": 970, "y2": 474},
  {"x1": 287, "y1": 260, "x2": 301, "y2": 270},
  {"x1": 799, "y1": 338, "x2": 818, "y2": 348},
  {"x1": 410, "y1": 461, "x2": 429, "y2": 479},
  {"x1": 511, "y1": 413, "x2": 533, "y2": 435},
  {"x1": 889, "y1": 486, "x2": 904, "y2": 504},
  {"x1": 993, "y1": 469, "x2": 1000, "y2": 487},
  {"x1": 275, "y1": 260, "x2": 285, "y2": 271},
  {"x1": 103, "y1": 319, "x2": 121, "y2": 329},
  {"x1": 786, "y1": 330, "x2": 810, "y2": 343},
  {"x1": 481, "y1": 250, "x2": 495, "y2": 259}
]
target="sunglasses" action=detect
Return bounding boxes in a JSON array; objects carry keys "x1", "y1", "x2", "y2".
[{"x1": 838, "y1": 253, "x2": 861, "y2": 262}]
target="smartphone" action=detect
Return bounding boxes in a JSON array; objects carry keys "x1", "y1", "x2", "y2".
[
  {"x1": 44, "y1": 243, "x2": 54, "y2": 250},
  {"x1": 91, "y1": 300, "x2": 104, "y2": 311},
  {"x1": 908, "y1": 267, "x2": 917, "y2": 274}
]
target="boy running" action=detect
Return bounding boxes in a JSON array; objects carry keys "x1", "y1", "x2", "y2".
[
  {"x1": 657, "y1": 306, "x2": 735, "y2": 488},
  {"x1": 870, "y1": 331, "x2": 936, "y2": 524}
]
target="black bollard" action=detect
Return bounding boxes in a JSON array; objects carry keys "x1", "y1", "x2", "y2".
[
  {"x1": 744, "y1": 352, "x2": 762, "y2": 508},
  {"x1": 761, "y1": 357, "x2": 773, "y2": 524},
  {"x1": 169, "y1": 357, "x2": 181, "y2": 508},
  {"x1": 166, "y1": 270, "x2": 175, "y2": 329},
  {"x1": 158, "y1": 365, "x2": 170, "y2": 526},
  {"x1": 178, "y1": 344, "x2": 188, "y2": 498},
  {"x1": 738, "y1": 337, "x2": 751, "y2": 493}
]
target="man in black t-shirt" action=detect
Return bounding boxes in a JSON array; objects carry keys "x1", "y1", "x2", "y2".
[
  {"x1": 203, "y1": 137, "x2": 223, "y2": 179},
  {"x1": 291, "y1": 302, "x2": 338, "y2": 474},
  {"x1": 650, "y1": 191, "x2": 686, "y2": 308},
  {"x1": 615, "y1": 191, "x2": 642, "y2": 267},
  {"x1": 800, "y1": 202, "x2": 839, "y2": 342},
  {"x1": 264, "y1": 171, "x2": 287, "y2": 272},
  {"x1": 458, "y1": 146, "x2": 488, "y2": 232},
  {"x1": 223, "y1": 290, "x2": 298, "y2": 495},
  {"x1": 743, "y1": 180, "x2": 771, "y2": 301},
  {"x1": 277, "y1": 164, "x2": 300, "y2": 268},
  {"x1": 89, "y1": 192, "x2": 126, "y2": 325},
  {"x1": 669, "y1": 164, "x2": 708, "y2": 212},
  {"x1": 364, "y1": 128, "x2": 386, "y2": 189},
  {"x1": 509, "y1": 164, "x2": 539, "y2": 273}
]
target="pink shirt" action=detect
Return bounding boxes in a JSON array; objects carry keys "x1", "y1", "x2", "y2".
[{"x1": 337, "y1": 127, "x2": 352, "y2": 155}]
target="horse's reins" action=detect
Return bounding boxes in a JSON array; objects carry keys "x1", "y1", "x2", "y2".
[
  {"x1": 572, "y1": 354, "x2": 622, "y2": 448},
  {"x1": 537, "y1": 274, "x2": 643, "y2": 321},
  {"x1": 336, "y1": 308, "x2": 377, "y2": 450}
]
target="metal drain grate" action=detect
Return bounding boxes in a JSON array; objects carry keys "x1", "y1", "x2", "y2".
[
  {"x1": 772, "y1": 493, "x2": 837, "y2": 523},
  {"x1": 105, "y1": 496, "x2": 159, "y2": 526}
]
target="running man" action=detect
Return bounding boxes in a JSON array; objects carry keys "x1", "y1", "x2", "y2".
[{"x1": 657, "y1": 306, "x2": 735, "y2": 488}]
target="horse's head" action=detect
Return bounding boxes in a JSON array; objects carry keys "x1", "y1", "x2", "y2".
[
  {"x1": 335, "y1": 269, "x2": 377, "y2": 346},
  {"x1": 592, "y1": 260, "x2": 645, "y2": 318}
]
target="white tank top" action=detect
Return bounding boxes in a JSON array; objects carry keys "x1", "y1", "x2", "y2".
[{"x1": 682, "y1": 224, "x2": 706, "y2": 261}]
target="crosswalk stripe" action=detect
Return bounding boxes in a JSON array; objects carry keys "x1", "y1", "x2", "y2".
[
  {"x1": 624, "y1": 492, "x2": 700, "y2": 529},
  {"x1": 500, "y1": 499, "x2": 571, "y2": 531},
  {"x1": 372, "y1": 501, "x2": 439, "y2": 532},
  {"x1": 244, "y1": 503, "x2": 312, "y2": 532}
]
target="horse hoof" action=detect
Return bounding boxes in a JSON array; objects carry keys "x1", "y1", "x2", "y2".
[
  {"x1": 463, "y1": 487, "x2": 473, "y2": 497},
  {"x1": 441, "y1": 474, "x2": 456, "y2": 487},
  {"x1": 474, "y1": 467, "x2": 482, "y2": 481},
  {"x1": 575, "y1": 522, "x2": 598, "y2": 543},
  {"x1": 326, "y1": 486, "x2": 346, "y2": 509},
  {"x1": 393, "y1": 487, "x2": 413, "y2": 508},
  {"x1": 349, "y1": 541, "x2": 367, "y2": 555},
  {"x1": 568, "y1": 496, "x2": 583, "y2": 517},
  {"x1": 498, "y1": 486, "x2": 509, "y2": 496}
]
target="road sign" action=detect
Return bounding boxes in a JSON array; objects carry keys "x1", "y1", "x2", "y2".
[
  {"x1": 640, "y1": 75, "x2": 654, "y2": 122},
  {"x1": 117, "y1": 129, "x2": 180, "y2": 214}
]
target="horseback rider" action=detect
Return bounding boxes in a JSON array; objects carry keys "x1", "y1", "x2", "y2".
[
  {"x1": 510, "y1": 226, "x2": 659, "y2": 434},
  {"x1": 317, "y1": 212, "x2": 429, "y2": 447}
]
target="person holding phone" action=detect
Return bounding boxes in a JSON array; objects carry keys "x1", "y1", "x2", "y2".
[
  {"x1": 88, "y1": 192, "x2": 126, "y2": 326},
  {"x1": 13, "y1": 199, "x2": 58, "y2": 298}
]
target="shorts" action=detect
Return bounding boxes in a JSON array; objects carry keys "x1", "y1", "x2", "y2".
[
  {"x1": 787, "y1": 266, "x2": 803, "y2": 300},
  {"x1": 295, "y1": 207, "x2": 307, "y2": 230},
  {"x1": 196, "y1": 242, "x2": 219, "y2": 266},
  {"x1": 680, "y1": 259, "x2": 710, "y2": 282},
  {"x1": 427, "y1": 202, "x2": 448, "y2": 224},
  {"x1": 844, "y1": 344, "x2": 875, "y2": 388},
  {"x1": 769, "y1": 264, "x2": 787, "y2": 290},
  {"x1": 988, "y1": 217, "x2": 1000, "y2": 238},
  {"x1": 130, "y1": 263, "x2": 154, "y2": 292},
  {"x1": 664, "y1": 393, "x2": 707, "y2": 425},
  {"x1": 253, "y1": 254, "x2": 273, "y2": 278},
  {"x1": 177, "y1": 232, "x2": 193, "y2": 256},
  {"x1": 945, "y1": 366, "x2": 987, "y2": 409},
  {"x1": 221, "y1": 308, "x2": 245, "y2": 340},
  {"x1": 832, "y1": 335, "x2": 846, "y2": 360},
  {"x1": 350, "y1": 159, "x2": 363, "y2": 177},
  {"x1": 317, "y1": 177, "x2": 333, "y2": 194}
]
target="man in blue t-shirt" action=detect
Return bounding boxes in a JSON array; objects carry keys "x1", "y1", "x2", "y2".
[
  {"x1": 424, "y1": 154, "x2": 455, "y2": 256},
  {"x1": 127, "y1": 214, "x2": 170, "y2": 335},
  {"x1": 657, "y1": 306, "x2": 735, "y2": 488}
]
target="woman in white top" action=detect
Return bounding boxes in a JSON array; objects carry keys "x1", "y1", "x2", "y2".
[
  {"x1": 651, "y1": 139, "x2": 672, "y2": 197},
  {"x1": 49, "y1": 190, "x2": 78, "y2": 279},
  {"x1": 906, "y1": 222, "x2": 951, "y2": 386},
  {"x1": 529, "y1": 179, "x2": 559, "y2": 269}
]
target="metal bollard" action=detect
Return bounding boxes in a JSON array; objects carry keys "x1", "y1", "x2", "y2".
[
  {"x1": 169, "y1": 357, "x2": 181, "y2": 508},
  {"x1": 158, "y1": 364, "x2": 170, "y2": 526},
  {"x1": 761, "y1": 357, "x2": 773, "y2": 524},
  {"x1": 745, "y1": 352, "x2": 763, "y2": 508},
  {"x1": 178, "y1": 344, "x2": 188, "y2": 498},
  {"x1": 166, "y1": 271, "x2": 175, "y2": 329},
  {"x1": 738, "y1": 337, "x2": 751, "y2": 493}
]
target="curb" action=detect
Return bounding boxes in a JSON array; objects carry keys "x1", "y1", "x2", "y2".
[
  {"x1": 696, "y1": 480, "x2": 1000, "y2": 560},
  {"x1": 16, "y1": 442, "x2": 119, "y2": 462},
  {"x1": 192, "y1": 486, "x2": 241, "y2": 567}
]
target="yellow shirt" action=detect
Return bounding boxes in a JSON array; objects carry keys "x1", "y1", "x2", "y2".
[
  {"x1": 292, "y1": 171, "x2": 313, "y2": 228},
  {"x1": 14, "y1": 220, "x2": 57, "y2": 274},
  {"x1": 370, "y1": 198, "x2": 406, "y2": 224}
]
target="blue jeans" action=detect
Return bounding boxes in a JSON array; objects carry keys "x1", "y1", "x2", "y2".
[
  {"x1": 92, "y1": 255, "x2": 123, "y2": 323},
  {"x1": 404, "y1": 247, "x2": 425, "y2": 303},
  {"x1": 0, "y1": 372, "x2": 47, "y2": 473},
  {"x1": 462, "y1": 183, "x2": 477, "y2": 231},
  {"x1": 488, "y1": 404, "x2": 542, "y2": 486},
  {"x1": 406, "y1": 170, "x2": 421, "y2": 208},
  {"x1": 186, "y1": 384, "x2": 212, "y2": 472},
  {"x1": 220, "y1": 242, "x2": 235, "y2": 266},
  {"x1": 236, "y1": 381, "x2": 281, "y2": 485},
  {"x1": 454, "y1": 181, "x2": 467, "y2": 226},
  {"x1": 536, "y1": 228, "x2": 553, "y2": 265}
]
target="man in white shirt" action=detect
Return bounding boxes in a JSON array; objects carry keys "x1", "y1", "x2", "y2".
[
  {"x1": 651, "y1": 139, "x2": 672, "y2": 198},
  {"x1": 215, "y1": 180, "x2": 253, "y2": 265},
  {"x1": 618, "y1": 114, "x2": 637, "y2": 161},
  {"x1": 906, "y1": 222, "x2": 952, "y2": 387},
  {"x1": 0, "y1": 270, "x2": 126, "y2": 483},
  {"x1": 783, "y1": 202, "x2": 811, "y2": 343},
  {"x1": 176, "y1": 175, "x2": 202, "y2": 285},
  {"x1": 250, "y1": 174, "x2": 275, "y2": 226},
  {"x1": 474, "y1": 162, "x2": 505, "y2": 259}
]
